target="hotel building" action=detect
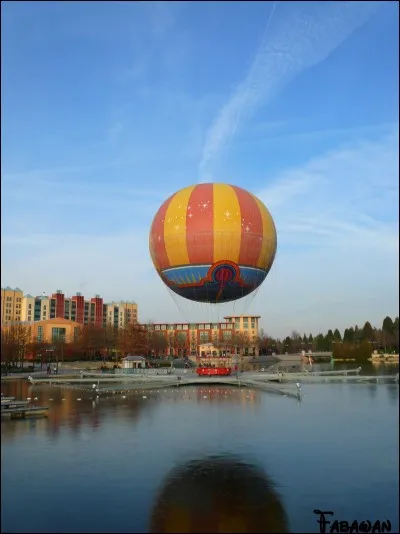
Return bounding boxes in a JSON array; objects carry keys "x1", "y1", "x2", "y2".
[
  {"x1": 1, "y1": 287, "x2": 24, "y2": 326},
  {"x1": 1, "y1": 288, "x2": 138, "y2": 328},
  {"x1": 145, "y1": 315, "x2": 260, "y2": 357}
]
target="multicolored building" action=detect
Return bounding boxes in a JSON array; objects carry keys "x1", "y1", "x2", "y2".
[{"x1": 1, "y1": 288, "x2": 138, "y2": 328}]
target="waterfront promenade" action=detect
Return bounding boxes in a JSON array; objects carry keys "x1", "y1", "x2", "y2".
[{"x1": 10, "y1": 366, "x2": 396, "y2": 402}]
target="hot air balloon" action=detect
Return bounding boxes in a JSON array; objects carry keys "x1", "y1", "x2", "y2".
[{"x1": 149, "y1": 183, "x2": 277, "y2": 304}]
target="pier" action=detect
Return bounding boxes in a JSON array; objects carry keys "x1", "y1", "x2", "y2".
[{"x1": 22, "y1": 367, "x2": 398, "y2": 401}]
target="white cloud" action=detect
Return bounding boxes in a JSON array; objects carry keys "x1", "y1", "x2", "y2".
[
  {"x1": 252, "y1": 128, "x2": 399, "y2": 336},
  {"x1": 2, "y1": 128, "x2": 397, "y2": 337},
  {"x1": 199, "y1": 0, "x2": 382, "y2": 179}
]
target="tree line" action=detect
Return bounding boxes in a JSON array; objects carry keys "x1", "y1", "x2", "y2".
[
  {"x1": 0, "y1": 322, "x2": 255, "y2": 369},
  {"x1": 1, "y1": 315, "x2": 398, "y2": 369},
  {"x1": 258, "y1": 315, "x2": 399, "y2": 359}
]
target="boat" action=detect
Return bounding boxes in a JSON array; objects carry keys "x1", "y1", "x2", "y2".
[
  {"x1": 1, "y1": 399, "x2": 30, "y2": 409},
  {"x1": 196, "y1": 367, "x2": 232, "y2": 377},
  {"x1": 1, "y1": 396, "x2": 16, "y2": 404}
]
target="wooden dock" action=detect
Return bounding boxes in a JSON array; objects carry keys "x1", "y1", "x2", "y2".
[{"x1": 1, "y1": 405, "x2": 49, "y2": 419}]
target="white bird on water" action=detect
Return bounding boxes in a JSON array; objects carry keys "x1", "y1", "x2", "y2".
[{"x1": 296, "y1": 382, "x2": 301, "y2": 391}]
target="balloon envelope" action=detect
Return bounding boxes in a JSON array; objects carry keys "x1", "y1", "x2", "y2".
[{"x1": 149, "y1": 183, "x2": 277, "y2": 304}]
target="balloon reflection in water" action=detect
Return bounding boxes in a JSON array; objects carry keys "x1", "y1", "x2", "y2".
[{"x1": 150, "y1": 455, "x2": 289, "y2": 533}]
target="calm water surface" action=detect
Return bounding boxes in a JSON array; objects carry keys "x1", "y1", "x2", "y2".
[{"x1": 1, "y1": 369, "x2": 399, "y2": 533}]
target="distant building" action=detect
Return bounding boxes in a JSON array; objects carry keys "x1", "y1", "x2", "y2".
[
  {"x1": 143, "y1": 315, "x2": 261, "y2": 358},
  {"x1": 122, "y1": 355, "x2": 146, "y2": 369},
  {"x1": 2, "y1": 287, "x2": 138, "y2": 328},
  {"x1": 1, "y1": 287, "x2": 24, "y2": 326},
  {"x1": 105, "y1": 301, "x2": 138, "y2": 329},
  {"x1": 30, "y1": 318, "x2": 82, "y2": 345},
  {"x1": 1, "y1": 317, "x2": 82, "y2": 345}
]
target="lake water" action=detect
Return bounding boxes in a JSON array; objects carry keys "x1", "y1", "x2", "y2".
[{"x1": 1, "y1": 368, "x2": 399, "y2": 533}]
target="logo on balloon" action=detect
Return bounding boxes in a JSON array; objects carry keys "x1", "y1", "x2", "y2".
[{"x1": 211, "y1": 263, "x2": 237, "y2": 285}]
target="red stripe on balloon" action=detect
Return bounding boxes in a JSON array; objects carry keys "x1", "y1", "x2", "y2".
[
  {"x1": 231, "y1": 185, "x2": 263, "y2": 267},
  {"x1": 150, "y1": 194, "x2": 174, "y2": 270},
  {"x1": 186, "y1": 183, "x2": 214, "y2": 265}
]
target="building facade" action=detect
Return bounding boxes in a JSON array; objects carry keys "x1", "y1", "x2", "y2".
[
  {"x1": 105, "y1": 302, "x2": 138, "y2": 329},
  {"x1": 1, "y1": 288, "x2": 138, "y2": 328},
  {"x1": 30, "y1": 318, "x2": 82, "y2": 345},
  {"x1": 145, "y1": 315, "x2": 260, "y2": 357},
  {"x1": 1, "y1": 287, "x2": 24, "y2": 326}
]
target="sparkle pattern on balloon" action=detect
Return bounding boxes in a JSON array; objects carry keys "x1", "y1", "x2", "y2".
[{"x1": 149, "y1": 183, "x2": 277, "y2": 303}]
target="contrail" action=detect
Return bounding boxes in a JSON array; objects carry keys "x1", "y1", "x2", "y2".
[{"x1": 198, "y1": 0, "x2": 384, "y2": 182}]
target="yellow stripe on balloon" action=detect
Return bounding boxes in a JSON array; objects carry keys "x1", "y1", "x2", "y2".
[
  {"x1": 213, "y1": 183, "x2": 241, "y2": 263},
  {"x1": 251, "y1": 194, "x2": 277, "y2": 270},
  {"x1": 164, "y1": 185, "x2": 196, "y2": 267}
]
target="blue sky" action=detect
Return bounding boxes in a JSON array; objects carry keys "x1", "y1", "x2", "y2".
[{"x1": 1, "y1": 1, "x2": 398, "y2": 337}]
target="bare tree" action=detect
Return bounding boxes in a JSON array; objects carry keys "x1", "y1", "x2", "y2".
[
  {"x1": 118, "y1": 323, "x2": 147, "y2": 356},
  {"x1": 149, "y1": 332, "x2": 169, "y2": 357},
  {"x1": 1, "y1": 324, "x2": 32, "y2": 370}
]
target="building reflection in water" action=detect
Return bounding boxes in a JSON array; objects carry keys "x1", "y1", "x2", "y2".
[
  {"x1": 1, "y1": 381, "x2": 261, "y2": 444},
  {"x1": 149, "y1": 455, "x2": 289, "y2": 533}
]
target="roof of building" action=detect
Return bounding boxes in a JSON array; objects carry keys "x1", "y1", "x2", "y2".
[
  {"x1": 34, "y1": 318, "x2": 82, "y2": 326},
  {"x1": 24, "y1": 294, "x2": 34, "y2": 299},
  {"x1": 123, "y1": 355, "x2": 146, "y2": 361},
  {"x1": 223, "y1": 315, "x2": 261, "y2": 319},
  {"x1": 2, "y1": 286, "x2": 21, "y2": 291}
]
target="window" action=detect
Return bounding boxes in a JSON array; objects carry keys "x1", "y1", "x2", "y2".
[
  {"x1": 28, "y1": 304, "x2": 32, "y2": 309},
  {"x1": 182, "y1": 324, "x2": 188, "y2": 330},
  {"x1": 221, "y1": 323, "x2": 226, "y2": 329},
  {"x1": 74, "y1": 327, "x2": 80, "y2": 342},
  {"x1": 235, "y1": 321, "x2": 240, "y2": 329},
  {"x1": 199, "y1": 324, "x2": 204, "y2": 330},
  {"x1": 176, "y1": 324, "x2": 182, "y2": 330},
  {"x1": 52, "y1": 327, "x2": 66, "y2": 342},
  {"x1": 37, "y1": 326, "x2": 44, "y2": 342},
  {"x1": 190, "y1": 324, "x2": 197, "y2": 330},
  {"x1": 155, "y1": 325, "x2": 160, "y2": 330},
  {"x1": 161, "y1": 325, "x2": 166, "y2": 330},
  {"x1": 199, "y1": 332, "x2": 209, "y2": 343},
  {"x1": 204, "y1": 324, "x2": 211, "y2": 329}
]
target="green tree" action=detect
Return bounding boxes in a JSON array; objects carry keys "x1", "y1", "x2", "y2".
[
  {"x1": 382, "y1": 316, "x2": 394, "y2": 334},
  {"x1": 315, "y1": 333, "x2": 325, "y2": 351},
  {"x1": 362, "y1": 321, "x2": 374, "y2": 342},
  {"x1": 333, "y1": 329, "x2": 342, "y2": 341}
]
